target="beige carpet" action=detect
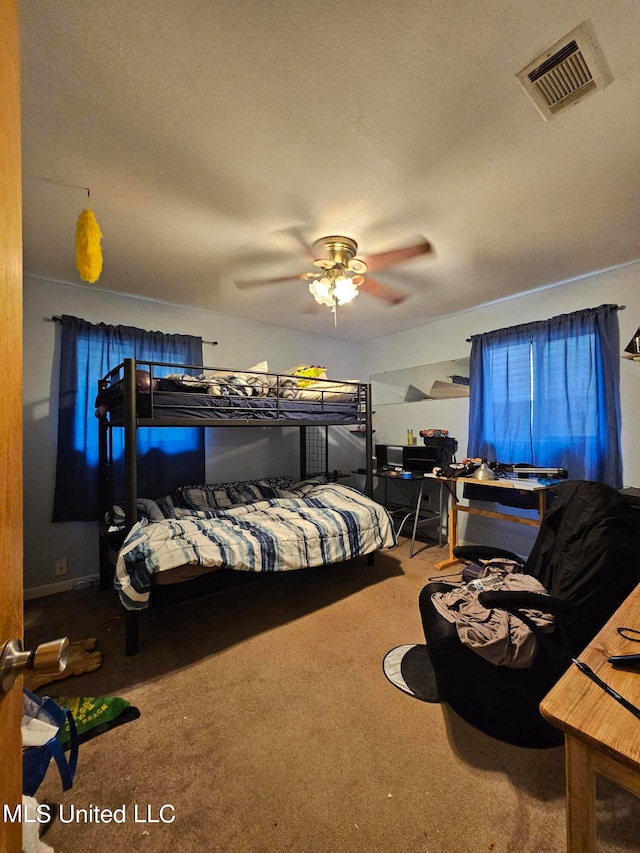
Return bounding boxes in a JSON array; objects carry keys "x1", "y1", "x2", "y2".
[{"x1": 24, "y1": 536, "x2": 640, "y2": 852}]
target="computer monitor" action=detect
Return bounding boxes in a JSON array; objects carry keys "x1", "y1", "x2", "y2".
[{"x1": 386, "y1": 446, "x2": 404, "y2": 468}]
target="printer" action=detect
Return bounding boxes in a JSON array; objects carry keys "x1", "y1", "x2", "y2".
[{"x1": 376, "y1": 439, "x2": 457, "y2": 473}]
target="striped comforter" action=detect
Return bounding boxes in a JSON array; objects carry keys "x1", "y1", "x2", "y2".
[{"x1": 114, "y1": 480, "x2": 396, "y2": 610}]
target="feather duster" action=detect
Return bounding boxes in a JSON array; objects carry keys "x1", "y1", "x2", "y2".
[{"x1": 75, "y1": 208, "x2": 103, "y2": 283}]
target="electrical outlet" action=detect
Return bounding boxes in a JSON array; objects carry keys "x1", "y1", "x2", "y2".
[{"x1": 54, "y1": 558, "x2": 68, "y2": 576}]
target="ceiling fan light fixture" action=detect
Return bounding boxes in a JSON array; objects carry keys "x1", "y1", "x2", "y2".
[
  {"x1": 309, "y1": 269, "x2": 361, "y2": 308},
  {"x1": 333, "y1": 275, "x2": 359, "y2": 305},
  {"x1": 309, "y1": 277, "x2": 334, "y2": 307},
  {"x1": 235, "y1": 232, "x2": 433, "y2": 324}
]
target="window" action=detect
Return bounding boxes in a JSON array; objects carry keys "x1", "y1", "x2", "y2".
[
  {"x1": 52, "y1": 316, "x2": 205, "y2": 522},
  {"x1": 467, "y1": 304, "x2": 622, "y2": 487}
]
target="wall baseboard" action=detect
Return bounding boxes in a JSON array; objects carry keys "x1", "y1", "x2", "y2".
[{"x1": 24, "y1": 574, "x2": 100, "y2": 600}]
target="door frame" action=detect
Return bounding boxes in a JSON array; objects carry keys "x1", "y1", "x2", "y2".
[{"x1": 0, "y1": 2, "x2": 25, "y2": 850}]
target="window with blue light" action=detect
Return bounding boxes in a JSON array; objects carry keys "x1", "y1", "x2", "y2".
[
  {"x1": 467, "y1": 304, "x2": 622, "y2": 487},
  {"x1": 53, "y1": 316, "x2": 204, "y2": 522}
]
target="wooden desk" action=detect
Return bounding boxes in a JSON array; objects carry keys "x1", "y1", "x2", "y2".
[
  {"x1": 540, "y1": 583, "x2": 640, "y2": 853},
  {"x1": 424, "y1": 474, "x2": 553, "y2": 571}
]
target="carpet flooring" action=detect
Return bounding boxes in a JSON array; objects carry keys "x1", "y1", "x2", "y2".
[{"x1": 25, "y1": 536, "x2": 640, "y2": 852}]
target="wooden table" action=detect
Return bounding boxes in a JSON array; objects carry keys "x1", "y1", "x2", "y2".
[
  {"x1": 540, "y1": 583, "x2": 640, "y2": 852},
  {"x1": 424, "y1": 474, "x2": 554, "y2": 571}
]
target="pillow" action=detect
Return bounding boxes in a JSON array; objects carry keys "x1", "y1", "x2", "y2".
[
  {"x1": 200, "y1": 361, "x2": 273, "y2": 397},
  {"x1": 271, "y1": 377, "x2": 299, "y2": 399},
  {"x1": 241, "y1": 360, "x2": 271, "y2": 380},
  {"x1": 298, "y1": 380, "x2": 360, "y2": 402},
  {"x1": 243, "y1": 361, "x2": 274, "y2": 395},
  {"x1": 162, "y1": 373, "x2": 209, "y2": 389},
  {"x1": 160, "y1": 477, "x2": 295, "y2": 512},
  {"x1": 286, "y1": 364, "x2": 328, "y2": 388}
]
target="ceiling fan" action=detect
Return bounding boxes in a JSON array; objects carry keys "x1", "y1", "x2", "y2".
[{"x1": 235, "y1": 234, "x2": 434, "y2": 325}]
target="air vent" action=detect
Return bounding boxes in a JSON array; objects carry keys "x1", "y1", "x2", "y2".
[{"x1": 516, "y1": 22, "x2": 612, "y2": 121}]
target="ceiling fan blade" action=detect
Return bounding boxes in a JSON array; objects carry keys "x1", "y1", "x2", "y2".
[
  {"x1": 235, "y1": 272, "x2": 304, "y2": 290},
  {"x1": 358, "y1": 276, "x2": 407, "y2": 306},
  {"x1": 362, "y1": 238, "x2": 433, "y2": 273},
  {"x1": 273, "y1": 225, "x2": 316, "y2": 258}
]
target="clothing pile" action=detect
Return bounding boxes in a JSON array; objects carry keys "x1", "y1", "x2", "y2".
[{"x1": 430, "y1": 570, "x2": 554, "y2": 668}]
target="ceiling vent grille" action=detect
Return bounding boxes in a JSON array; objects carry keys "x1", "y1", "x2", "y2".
[{"x1": 516, "y1": 22, "x2": 612, "y2": 121}]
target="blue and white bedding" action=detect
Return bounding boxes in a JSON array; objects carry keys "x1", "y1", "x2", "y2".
[
  {"x1": 114, "y1": 479, "x2": 396, "y2": 610},
  {"x1": 110, "y1": 477, "x2": 297, "y2": 526}
]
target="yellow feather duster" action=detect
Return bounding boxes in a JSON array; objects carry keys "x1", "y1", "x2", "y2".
[{"x1": 75, "y1": 208, "x2": 103, "y2": 283}]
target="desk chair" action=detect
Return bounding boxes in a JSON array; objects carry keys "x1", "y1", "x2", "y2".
[{"x1": 418, "y1": 481, "x2": 640, "y2": 747}]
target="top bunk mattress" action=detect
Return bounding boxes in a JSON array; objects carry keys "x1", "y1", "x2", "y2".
[
  {"x1": 96, "y1": 360, "x2": 367, "y2": 425},
  {"x1": 108, "y1": 389, "x2": 362, "y2": 422}
]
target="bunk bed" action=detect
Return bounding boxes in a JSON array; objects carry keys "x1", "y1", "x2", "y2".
[{"x1": 97, "y1": 358, "x2": 388, "y2": 654}]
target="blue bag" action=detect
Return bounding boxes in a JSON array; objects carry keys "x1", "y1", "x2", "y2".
[{"x1": 22, "y1": 688, "x2": 79, "y2": 797}]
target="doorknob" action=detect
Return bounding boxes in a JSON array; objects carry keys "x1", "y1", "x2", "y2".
[{"x1": 0, "y1": 637, "x2": 70, "y2": 695}]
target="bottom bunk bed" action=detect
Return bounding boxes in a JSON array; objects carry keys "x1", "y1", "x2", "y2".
[{"x1": 105, "y1": 476, "x2": 397, "y2": 654}]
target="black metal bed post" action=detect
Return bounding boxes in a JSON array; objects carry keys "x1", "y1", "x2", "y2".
[
  {"x1": 123, "y1": 358, "x2": 140, "y2": 655},
  {"x1": 324, "y1": 425, "x2": 329, "y2": 476},
  {"x1": 365, "y1": 384, "x2": 373, "y2": 499},
  {"x1": 98, "y1": 411, "x2": 110, "y2": 590},
  {"x1": 123, "y1": 358, "x2": 138, "y2": 532},
  {"x1": 364, "y1": 384, "x2": 375, "y2": 565},
  {"x1": 98, "y1": 379, "x2": 112, "y2": 589},
  {"x1": 299, "y1": 425, "x2": 307, "y2": 481}
]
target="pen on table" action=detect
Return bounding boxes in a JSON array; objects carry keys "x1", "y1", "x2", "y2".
[{"x1": 572, "y1": 658, "x2": 640, "y2": 721}]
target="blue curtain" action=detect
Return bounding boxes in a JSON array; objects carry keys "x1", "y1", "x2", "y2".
[
  {"x1": 52, "y1": 315, "x2": 205, "y2": 521},
  {"x1": 467, "y1": 304, "x2": 622, "y2": 487}
]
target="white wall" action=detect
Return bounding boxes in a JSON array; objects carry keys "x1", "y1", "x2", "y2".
[
  {"x1": 22, "y1": 276, "x2": 364, "y2": 591},
  {"x1": 24, "y1": 261, "x2": 640, "y2": 592},
  {"x1": 363, "y1": 260, "x2": 640, "y2": 555}
]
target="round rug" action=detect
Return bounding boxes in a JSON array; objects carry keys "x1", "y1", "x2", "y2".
[{"x1": 382, "y1": 644, "x2": 443, "y2": 703}]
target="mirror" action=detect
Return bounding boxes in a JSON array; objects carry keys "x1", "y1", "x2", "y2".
[{"x1": 371, "y1": 358, "x2": 470, "y2": 405}]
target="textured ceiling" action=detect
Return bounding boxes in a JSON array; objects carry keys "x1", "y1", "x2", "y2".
[{"x1": 19, "y1": 0, "x2": 640, "y2": 341}]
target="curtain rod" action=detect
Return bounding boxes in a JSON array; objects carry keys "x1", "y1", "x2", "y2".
[
  {"x1": 47, "y1": 316, "x2": 218, "y2": 346},
  {"x1": 465, "y1": 304, "x2": 625, "y2": 342}
]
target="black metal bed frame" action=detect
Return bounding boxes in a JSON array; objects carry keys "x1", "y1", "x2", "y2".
[{"x1": 97, "y1": 357, "x2": 375, "y2": 654}]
